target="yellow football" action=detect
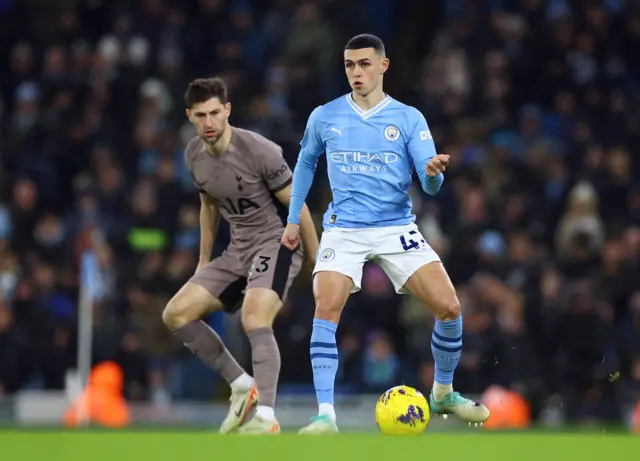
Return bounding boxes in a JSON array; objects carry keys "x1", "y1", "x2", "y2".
[{"x1": 375, "y1": 385, "x2": 430, "y2": 435}]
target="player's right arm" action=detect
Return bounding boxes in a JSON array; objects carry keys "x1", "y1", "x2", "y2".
[
  {"x1": 197, "y1": 192, "x2": 220, "y2": 272},
  {"x1": 287, "y1": 106, "x2": 325, "y2": 225},
  {"x1": 282, "y1": 106, "x2": 325, "y2": 249}
]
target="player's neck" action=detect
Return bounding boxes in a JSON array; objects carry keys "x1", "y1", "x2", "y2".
[
  {"x1": 206, "y1": 126, "x2": 233, "y2": 156},
  {"x1": 351, "y1": 87, "x2": 386, "y2": 112}
]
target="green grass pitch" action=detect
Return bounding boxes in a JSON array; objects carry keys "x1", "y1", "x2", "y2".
[{"x1": 0, "y1": 431, "x2": 638, "y2": 461}]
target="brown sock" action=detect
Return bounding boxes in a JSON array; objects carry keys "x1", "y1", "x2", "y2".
[
  {"x1": 172, "y1": 320, "x2": 245, "y2": 384},
  {"x1": 247, "y1": 327, "x2": 281, "y2": 408}
]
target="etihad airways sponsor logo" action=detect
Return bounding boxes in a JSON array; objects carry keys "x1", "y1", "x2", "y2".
[{"x1": 329, "y1": 151, "x2": 399, "y2": 173}]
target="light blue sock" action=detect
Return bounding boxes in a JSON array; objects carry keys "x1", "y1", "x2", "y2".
[
  {"x1": 431, "y1": 317, "x2": 463, "y2": 385},
  {"x1": 310, "y1": 318, "x2": 338, "y2": 406}
]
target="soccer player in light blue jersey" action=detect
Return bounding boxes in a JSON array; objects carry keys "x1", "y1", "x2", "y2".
[{"x1": 281, "y1": 34, "x2": 490, "y2": 434}]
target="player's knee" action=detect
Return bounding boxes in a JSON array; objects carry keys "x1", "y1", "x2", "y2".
[
  {"x1": 163, "y1": 283, "x2": 224, "y2": 330},
  {"x1": 241, "y1": 309, "x2": 272, "y2": 332},
  {"x1": 312, "y1": 272, "x2": 351, "y2": 323},
  {"x1": 313, "y1": 295, "x2": 344, "y2": 323},
  {"x1": 434, "y1": 296, "x2": 461, "y2": 322},
  {"x1": 241, "y1": 288, "x2": 281, "y2": 332},
  {"x1": 162, "y1": 296, "x2": 194, "y2": 330}
]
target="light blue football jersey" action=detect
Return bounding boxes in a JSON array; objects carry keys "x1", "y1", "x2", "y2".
[{"x1": 287, "y1": 93, "x2": 443, "y2": 229}]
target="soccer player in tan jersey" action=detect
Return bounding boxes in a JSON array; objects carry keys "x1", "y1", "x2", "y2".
[{"x1": 162, "y1": 77, "x2": 319, "y2": 434}]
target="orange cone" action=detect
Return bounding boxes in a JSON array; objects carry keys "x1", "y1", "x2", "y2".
[
  {"x1": 63, "y1": 361, "x2": 130, "y2": 428},
  {"x1": 481, "y1": 385, "x2": 531, "y2": 430},
  {"x1": 631, "y1": 400, "x2": 640, "y2": 433}
]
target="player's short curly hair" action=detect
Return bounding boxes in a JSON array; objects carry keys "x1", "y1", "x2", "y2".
[{"x1": 184, "y1": 77, "x2": 229, "y2": 108}]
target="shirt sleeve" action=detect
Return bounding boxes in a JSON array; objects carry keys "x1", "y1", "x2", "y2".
[
  {"x1": 258, "y1": 142, "x2": 293, "y2": 192},
  {"x1": 287, "y1": 106, "x2": 325, "y2": 225},
  {"x1": 406, "y1": 109, "x2": 443, "y2": 195},
  {"x1": 184, "y1": 139, "x2": 206, "y2": 194}
]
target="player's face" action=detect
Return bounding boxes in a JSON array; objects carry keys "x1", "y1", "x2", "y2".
[
  {"x1": 186, "y1": 97, "x2": 231, "y2": 144},
  {"x1": 344, "y1": 48, "x2": 389, "y2": 96}
]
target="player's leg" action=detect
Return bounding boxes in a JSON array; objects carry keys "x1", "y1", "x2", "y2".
[
  {"x1": 300, "y1": 230, "x2": 368, "y2": 435},
  {"x1": 377, "y1": 224, "x2": 490, "y2": 425},
  {"x1": 162, "y1": 254, "x2": 258, "y2": 433},
  {"x1": 404, "y1": 263, "x2": 488, "y2": 424},
  {"x1": 162, "y1": 282, "x2": 251, "y2": 391},
  {"x1": 236, "y1": 244, "x2": 303, "y2": 434},
  {"x1": 233, "y1": 287, "x2": 283, "y2": 434}
]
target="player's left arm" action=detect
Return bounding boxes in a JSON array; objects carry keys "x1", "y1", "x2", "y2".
[
  {"x1": 273, "y1": 184, "x2": 319, "y2": 261},
  {"x1": 406, "y1": 110, "x2": 447, "y2": 195}
]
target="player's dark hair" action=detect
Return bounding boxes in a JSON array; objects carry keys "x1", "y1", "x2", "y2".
[
  {"x1": 345, "y1": 34, "x2": 386, "y2": 56},
  {"x1": 184, "y1": 77, "x2": 229, "y2": 108}
]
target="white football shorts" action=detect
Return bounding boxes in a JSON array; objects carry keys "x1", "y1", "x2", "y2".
[{"x1": 313, "y1": 223, "x2": 441, "y2": 294}]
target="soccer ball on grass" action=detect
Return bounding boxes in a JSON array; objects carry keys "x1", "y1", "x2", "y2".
[{"x1": 375, "y1": 385, "x2": 430, "y2": 435}]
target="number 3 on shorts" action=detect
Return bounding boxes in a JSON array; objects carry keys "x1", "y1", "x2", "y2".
[
  {"x1": 248, "y1": 255, "x2": 271, "y2": 281},
  {"x1": 255, "y1": 255, "x2": 271, "y2": 273},
  {"x1": 251, "y1": 256, "x2": 271, "y2": 274},
  {"x1": 399, "y1": 230, "x2": 426, "y2": 252}
]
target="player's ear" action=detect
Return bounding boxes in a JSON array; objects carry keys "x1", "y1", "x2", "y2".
[
  {"x1": 381, "y1": 58, "x2": 390, "y2": 75},
  {"x1": 185, "y1": 109, "x2": 191, "y2": 119},
  {"x1": 226, "y1": 102, "x2": 232, "y2": 119}
]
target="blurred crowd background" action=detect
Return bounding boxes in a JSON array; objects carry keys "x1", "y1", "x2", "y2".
[{"x1": 1, "y1": 0, "x2": 639, "y2": 426}]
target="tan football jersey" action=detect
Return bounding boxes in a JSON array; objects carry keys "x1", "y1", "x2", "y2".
[
  {"x1": 185, "y1": 127, "x2": 293, "y2": 253},
  {"x1": 184, "y1": 127, "x2": 302, "y2": 310}
]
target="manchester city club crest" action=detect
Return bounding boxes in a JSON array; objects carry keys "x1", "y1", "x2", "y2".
[
  {"x1": 384, "y1": 125, "x2": 400, "y2": 142},
  {"x1": 319, "y1": 248, "x2": 335, "y2": 261}
]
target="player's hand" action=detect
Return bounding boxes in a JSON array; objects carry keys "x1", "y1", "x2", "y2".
[
  {"x1": 426, "y1": 154, "x2": 450, "y2": 176},
  {"x1": 281, "y1": 223, "x2": 301, "y2": 251}
]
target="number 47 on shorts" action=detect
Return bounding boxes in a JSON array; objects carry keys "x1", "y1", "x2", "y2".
[{"x1": 399, "y1": 230, "x2": 427, "y2": 251}]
